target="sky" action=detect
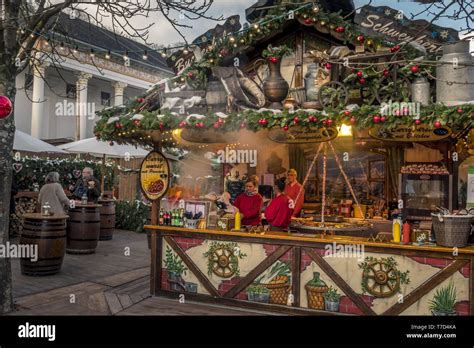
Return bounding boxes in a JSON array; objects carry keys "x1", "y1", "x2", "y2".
[{"x1": 144, "y1": 0, "x2": 473, "y2": 47}]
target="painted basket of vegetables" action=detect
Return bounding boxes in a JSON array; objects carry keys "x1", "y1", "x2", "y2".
[
  {"x1": 260, "y1": 262, "x2": 291, "y2": 305},
  {"x1": 305, "y1": 272, "x2": 328, "y2": 310}
]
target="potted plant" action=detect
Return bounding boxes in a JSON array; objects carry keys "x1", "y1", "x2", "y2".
[
  {"x1": 429, "y1": 282, "x2": 458, "y2": 316},
  {"x1": 324, "y1": 286, "x2": 342, "y2": 312},
  {"x1": 164, "y1": 246, "x2": 187, "y2": 291},
  {"x1": 246, "y1": 284, "x2": 270, "y2": 303}
]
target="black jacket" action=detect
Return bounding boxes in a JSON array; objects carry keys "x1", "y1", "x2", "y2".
[{"x1": 72, "y1": 177, "x2": 101, "y2": 202}]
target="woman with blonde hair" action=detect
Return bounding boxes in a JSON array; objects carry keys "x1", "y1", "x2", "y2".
[
  {"x1": 233, "y1": 175, "x2": 263, "y2": 226},
  {"x1": 39, "y1": 172, "x2": 70, "y2": 214}
]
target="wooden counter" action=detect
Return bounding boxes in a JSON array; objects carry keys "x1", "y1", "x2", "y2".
[{"x1": 147, "y1": 225, "x2": 474, "y2": 316}]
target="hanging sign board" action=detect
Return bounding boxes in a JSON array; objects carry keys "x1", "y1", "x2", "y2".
[
  {"x1": 368, "y1": 125, "x2": 452, "y2": 142},
  {"x1": 354, "y1": 5, "x2": 458, "y2": 53},
  {"x1": 140, "y1": 150, "x2": 170, "y2": 201},
  {"x1": 268, "y1": 126, "x2": 338, "y2": 144}
]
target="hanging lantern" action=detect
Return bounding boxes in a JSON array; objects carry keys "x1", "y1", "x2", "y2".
[{"x1": 0, "y1": 96, "x2": 13, "y2": 119}]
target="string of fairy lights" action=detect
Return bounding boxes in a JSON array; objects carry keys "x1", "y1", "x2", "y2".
[{"x1": 16, "y1": 2, "x2": 318, "y2": 64}]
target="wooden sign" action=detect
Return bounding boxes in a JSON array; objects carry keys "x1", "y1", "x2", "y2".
[
  {"x1": 268, "y1": 126, "x2": 338, "y2": 144},
  {"x1": 167, "y1": 15, "x2": 241, "y2": 74},
  {"x1": 368, "y1": 125, "x2": 452, "y2": 142},
  {"x1": 354, "y1": 5, "x2": 458, "y2": 53},
  {"x1": 140, "y1": 151, "x2": 170, "y2": 201}
]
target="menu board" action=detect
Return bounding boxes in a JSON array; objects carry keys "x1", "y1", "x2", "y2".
[
  {"x1": 140, "y1": 151, "x2": 170, "y2": 201},
  {"x1": 226, "y1": 180, "x2": 245, "y2": 204}
]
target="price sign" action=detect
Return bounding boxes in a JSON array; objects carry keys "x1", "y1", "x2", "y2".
[{"x1": 139, "y1": 150, "x2": 170, "y2": 201}]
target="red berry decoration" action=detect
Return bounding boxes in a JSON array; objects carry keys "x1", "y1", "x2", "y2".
[
  {"x1": 350, "y1": 117, "x2": 357, "y2": 124},
  {"x1": 356, "y1": 71, "x2": 364, "y2": 78},
  {"x1": 335, "y1": 26, "x2": 345, "y2": 33},
  {"x1": 322, "y1": 120, "x2": 328, "y2": 126},
  {"x1": 373, "y1": 115, "x2": 381, "y2": 123},
  {"x1": 359, "y1": 78, "x2": 366, "y2": 85},
  {"x1": 268, "y1": 57, "x2": 279, "y2": 63},
  {"x1": 457, "y1": 108, "x2": 464, "y2": 114},
  {"x1": 159, "y1": 123, "x2": 165, "y2": 130},
  {"x1": 356, "y1": 35, "x2": 365, "y2": 43},
  {"x1": 415, "y1": 119, "x2": 421, "y2": 125},
  {"x1": 115, "y1": 122, "x2": 121, "y2": 129},
  {"x1": 326, "y1": 119, "x2": 334, "y2": 126},
  {"x1": 381, "y1": 116, "x2": 387, "y2": 122},
  {"x1": 219, "y1": 48, "x2": 229, "y2": 57},
  {"x1": 293, "y1": 116, "x2": 299, "y2": 124},
  {"x1": 390, "y1": 44, "x2": 401, "y2": 53},
  {"x1": 0, "y1": 96, "x2": 13, "y2": 119},
  {"x1": 434, "y1": 121, "x2": 442, "y2": 128},
  {"x1": 383, "y1": 69, "x2": 390, "y2": 77},
  {"x1": 344, "y1": 110, "x2": 350, "y2": 117},
  {"x1": 308, "y1": 115, "x2": 317, "y2": 123},
  {"x1": 187, "y1": 72, "x2": 194, "y2": 78},
  {"x1": 283, "y1": 125, "x2": 289, "y2": 131},
  {"x1": 324, "y1": 63, "x2": 331, "y2": 70},
  {"x1": 304, "y1": 18, "x2": 313, "y2": 25},
  {"x1": 179, "y1": 121, "x2": 187, "y2": 128},
  {"x1": 410, "y1": 65, "x2": 419, "y2": 73}
]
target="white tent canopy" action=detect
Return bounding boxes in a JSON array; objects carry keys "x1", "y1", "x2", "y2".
[
  {"x1": 58, "y1": 137, "x2": 149, "y2": 158},
  {"x1": 14, "y1": 130, "x2": 67, "y2": 153}
]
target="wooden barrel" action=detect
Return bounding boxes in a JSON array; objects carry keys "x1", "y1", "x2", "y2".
[
  {"x1": 98, "y1": 199, "x2": 115, "y2": 241},
  {"x1": 20, "y1": 213, "x2": 67, "y2": 276},
  {"x1": 66, "y1": 204, "x2": 101, "y2": 254}
]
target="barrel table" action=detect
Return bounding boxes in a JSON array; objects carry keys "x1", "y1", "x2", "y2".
[
  {"x1": 98, "y1": 199, "x2": 116, "y2": 241},
  {"x1": 20, "y1": 213, "x2": 68, "y2": 276},
  {"x1": 67, "y1": 204, "x2": 101, "y2": 254}
]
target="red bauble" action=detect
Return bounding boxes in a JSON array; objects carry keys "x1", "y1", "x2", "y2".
[
  {"x1": 410, "y1": 65, "x2": 419, "y2": 73},
  {"x1": 415, "y1": 119, "x2": 421, "y2": 125},
  {"x1": 383, "y1": 69, "x2": 390, "y2": 77},
  {"x1": 259, "y1": 119, "x2": 268, "y2": 126},
  {"x1": 356, "y1": 35, "x2": 365, "y2": 43},
  {"x1": 457, "y1": 108, "x2": 464, "y2": 114},
  {"x1": 350, "y1": 117, "x2": 357, "y2": 124},
  {"x1": 0, "y1": 96, "x2": 13, "y2": 119},
  {"x1": 133, "y1": 120, "x2": 141, "y2": 126},
  {"x1": 159, "y1": 123, "x2": 165, "y2": 130},
  {"x1": 179, "y1": 121, "x2": 187, "y2": 128},
  {"x1": 390, "y1": 44, "x2": 401, "y2": 53},
  {"x1": 268, "y1": 57, "x2": 279, "y2": 63},
  {"x1": 218, "y1": 118, "x2": 224, "y2": 124},
  {"x1": 373, "y1": 115, "x2": 381, "y2": 123},
  {"x1": 283, "y1": 125, "x2": 289, "y2": 131},
  {"x1": 326, "y1": 119, "x2": 333, "y2": 126},
  {"x1": 219, "y1": 48, "x2": 229, "y2": 57},
  {"x1": 324, "y1": 63, "x2": 331, "y2": 70},
  {"x1": 471, "y1": 113, "x2": 474, "y2": 119},
  {"x1": 344, "y1": 110, "x2": 351, "y2": 117},
  {"x1": 115, "y1": 122, "x2": 121, "y2": 129},
  {"x1": 187, "y1": 72, "x2": 194, "y2": 79},
  {"x1": 359, "y1": 78, "x2": 366, "y2": 85},
  {"x1": 434, "y1": 121, "x2": 442, "y2": 128},
  {"x1": 322, "y1": 120, "x2": 328, "y2": 126},
  {"x1": 293, "y1": 116, "x2": 299, "y2": 124},
  {"x1": 356, "y1": 71, "x2": 364, "y2": 78},
  {"x1": 380, "y1": 116, "x2": 386, "y2": 122},
  {"x1": 304, "y1": 18, "x2": 314, "y2": 25},
  {"x1": 136, "y1": 97, "x2": 145, "y2": 104},
  {"x1": 335, "y1": 26, "x2": 345, "y2": 33},
  {"x1": 308, "y1": 115, "x2": 317, "y2": 123},
  {"x1": 213, "y1": 122, "x2": 220, "y2": 129}
]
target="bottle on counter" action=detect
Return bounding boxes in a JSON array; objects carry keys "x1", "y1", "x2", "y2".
[
  {"x1": 159, "y1": 209, "x2": 164, "y2": 226},
  {"x1": 392, "y1": 216, "x2": 402, "y2": 242},
  {"x1": 234, "y1": 210, "x2": 241, "y2": 231},
  {"x1": 81, "y1": 193, "x2": 88, "y2": 205},
  {"x1": 179, "y1": 209, "x2": 184, "y2": 227},
  {"x1": 164, "y1": 211, "x2": 170, "y2": 226},
  {"x1": 402, "y1": 220, "x2": 411, "y2": 244}
]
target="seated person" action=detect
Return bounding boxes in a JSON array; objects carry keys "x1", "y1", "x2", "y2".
[{"x1": 265, "y1": 178, "x2": 294, "y2": 230}]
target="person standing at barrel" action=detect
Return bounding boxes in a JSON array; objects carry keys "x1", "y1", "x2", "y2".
[
  {"x1": 284, "y1": 169, "x2": 304, "y2": 217},
  {"x1": 71, "y1": 167, "x2": 101, "y2": 202},
  {"x1": 39, "y1": 172, "x2": 70, "y2": 214}
]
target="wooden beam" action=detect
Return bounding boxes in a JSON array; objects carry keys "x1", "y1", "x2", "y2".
[
  {"x1": 150, "y1": 230, "x2": 162, "y2": 296},
  {"x1": 304, "y1": 248, "x2": 376, "y2": 316},
  {"x1": 224, "y1": 246, "x2": 292, "y2": 299},
  {"x1": 292, "y1": 247, "x2": 301, "y2": 307},
  {"x1": 164, "y1": 236, "x2": 221, "y2": 298},
  {"x1": 383, "y1": 259, "x2": 469, "y2": 315}
]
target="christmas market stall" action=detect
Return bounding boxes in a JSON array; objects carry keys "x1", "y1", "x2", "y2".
[{"x1": 94, "y1": 1, "x2": 474, "y2": 315}]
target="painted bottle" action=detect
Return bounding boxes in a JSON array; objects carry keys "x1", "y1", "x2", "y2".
[
  {"x1": 235, "y1": 210, "x2": 241, "y2": 231},
  {"x1": 392, "y1": 218, "x2": 401, "y2": 243},
  {"x1": 402, "y1": 221, "x2": 411, "y2": 244}
]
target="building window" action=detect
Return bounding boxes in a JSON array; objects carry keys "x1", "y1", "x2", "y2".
[
  {"x1": 24, "y1": 73, "x2": 33, "y2": 91},
  {"x1": 66, "y1": 83, "x2": 76, "y2": 99},
  {"x1": 101, "y1": 91, "x2": 111, "y2": 106}
]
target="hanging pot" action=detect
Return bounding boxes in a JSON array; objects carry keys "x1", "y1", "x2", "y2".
[{"x1": 263, "y1": 59, "x2": 289, "y2": 110}]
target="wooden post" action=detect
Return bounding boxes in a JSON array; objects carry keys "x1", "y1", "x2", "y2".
[{"x1": 150, "y1": 141, "x2": 162, "y2": 295}]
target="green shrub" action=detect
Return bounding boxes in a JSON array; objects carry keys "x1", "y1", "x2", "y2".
[{"x1": 115, "y1": 200, "x2": 150, "y2": 233}]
